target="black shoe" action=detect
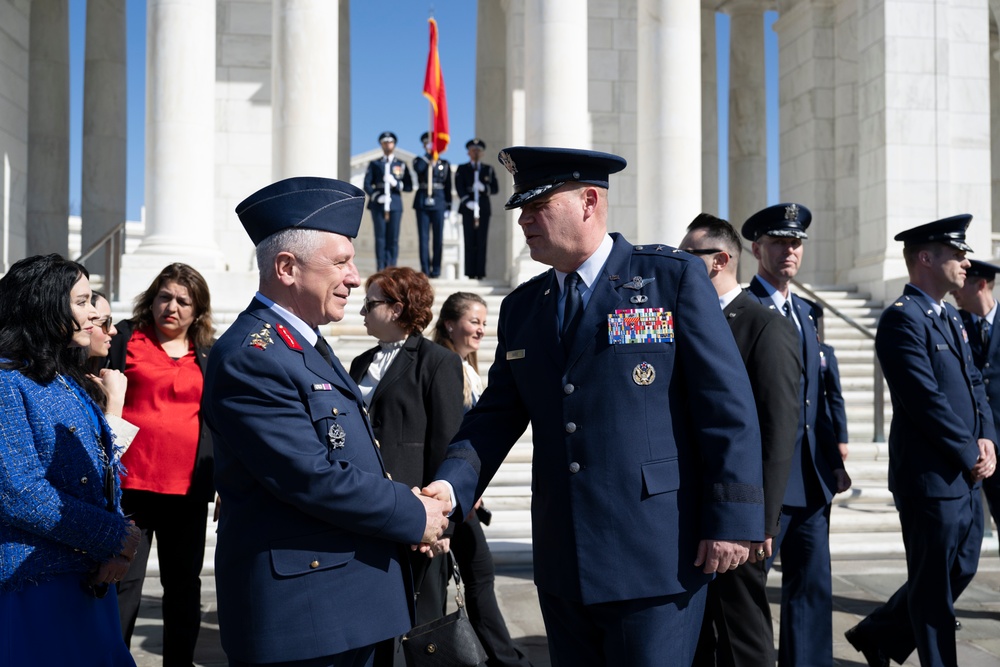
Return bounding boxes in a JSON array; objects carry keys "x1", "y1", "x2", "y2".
[{"x1": 845, "y1": 624, "x2": 890, "y2": 667}]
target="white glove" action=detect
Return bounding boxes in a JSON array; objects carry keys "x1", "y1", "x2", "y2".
[
  {"x1": 386, "y1": 175, "x2": 399, "y2": 188},
  {"x1": 473, "y1": 181, "x2": 486, "y2": 193}
]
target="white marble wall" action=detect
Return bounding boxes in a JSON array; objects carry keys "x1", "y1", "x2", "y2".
[{"x1": 0, "y1": 0, "x2": 30, "y2": 269}]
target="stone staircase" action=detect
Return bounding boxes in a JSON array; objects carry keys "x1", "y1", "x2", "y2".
[{"x1": 141, "y1": 280, "x2": 1000, "y2": 576}]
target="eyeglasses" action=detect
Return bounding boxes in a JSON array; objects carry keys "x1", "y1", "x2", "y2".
[
  {"x1": 362, "y1": 298, "x2": 395, "y2": 312},
  {"x1": 682, "y1": 247, "x2": 726, "y2": 256},
  {"x1": 94, "y1": 317, "x2": 112, "y2": 334}
]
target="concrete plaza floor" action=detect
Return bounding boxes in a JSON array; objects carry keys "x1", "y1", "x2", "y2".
[{"x1": 128, "y1": 553, "x2": 1000, "y2": 667}]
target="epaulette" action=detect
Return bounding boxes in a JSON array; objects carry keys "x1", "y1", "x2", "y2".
[
  {"x1": 632, "y1": 243, "x2": 679, "y2": 255},
  {"x1": 509, "y1": 270, "x2": 550, "y2": 296}
]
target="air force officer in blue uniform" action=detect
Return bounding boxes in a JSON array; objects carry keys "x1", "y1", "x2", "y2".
[
  {"x1": 952, "y1": 259, "x2": 1000, "y2": 541},
  {"x1": 425, "y1": 147, "x2": 765, "y2": 667},
  {"x1": 845, "y1": 216, "x2": 997, "y2": 667},
  {"x1": 204, "y1": 177, "x2": 451, "y2": 667},
  {"x1": 741, "y1": 204, "x2": 852, "y2": 667},
  {"x1": 412, "y1": 132, "x2": 453, "y2": 278},
  {"x1": 363, "y1": 131, "x2": 413, "y2": 270}
]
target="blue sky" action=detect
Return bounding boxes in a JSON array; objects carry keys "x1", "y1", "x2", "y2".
[{"x1": 67, "y1": 2, "x2": 778, "y2": 223}]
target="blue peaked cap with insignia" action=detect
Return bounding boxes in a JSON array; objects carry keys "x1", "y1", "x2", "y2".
[
  {"x1": 741, "y1": 203, "x2": 812, "y2": 241},
  {"x1": 893, "y1": 214, "x2": 974, "y2": 253},
  {"x1": 236, "y1": 176, "x2": 366, "y2": 246},
  {"x1": 497, "y1": 146, "x2": 627, "y2": 210}
]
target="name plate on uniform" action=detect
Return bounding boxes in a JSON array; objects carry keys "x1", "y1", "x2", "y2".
[{"x1": 608, "y1": 308, "x2": 674, "y2": 344}]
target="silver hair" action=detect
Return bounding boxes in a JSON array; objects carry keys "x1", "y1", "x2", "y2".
[{"x1": 256, "y1": 228, "x2": 328, "y2": 282}]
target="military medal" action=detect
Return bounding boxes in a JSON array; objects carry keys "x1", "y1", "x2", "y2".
[
  {"x1": 633, "y1": 362, "x2": 655, "y2": 386},
  {"x1": 608, "y1": 308, "x2": 674, "y2": 344},
  {"x1": 623, "y1": 275, "x2": 655, "y2": 290},
  {"x1": 327, "y1": 423, "x2": 346, "y2": 449},
  {"x1": 630, "y1": 294, "x2": 648, "y2": 304}
]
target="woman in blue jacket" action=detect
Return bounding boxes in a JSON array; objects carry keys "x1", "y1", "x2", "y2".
[{"x1": 0, "y1": 254, "x2": 140, "y2": 666}]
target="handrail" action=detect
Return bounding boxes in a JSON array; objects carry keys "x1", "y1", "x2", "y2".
[
  {"x1": 789, "y1": 278, "x2": 885, "y2": 443},
  {"x1": 75, "y1": 221, "x2": 127, "y2": 302}
]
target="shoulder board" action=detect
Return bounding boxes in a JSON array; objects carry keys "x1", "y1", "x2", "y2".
[
  {"x1": 509, "y1": 270, "x2": 551, "y2": 296},
  {"x1": 245, "y1": 321, "x2": 304, "y2": 352}
]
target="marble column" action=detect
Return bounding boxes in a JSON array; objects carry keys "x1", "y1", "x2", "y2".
[
  {"x1": 991, "y1": 1, "x2": 1000, "y2": 240},
  {"x1": 272, "y1": 0, "x2": 339, "y2": 179},
  {"x1": 130, "y1": 0, "x2": 222, "y2": 270},
  {"x1": 338, "y1": 0, "x2": 350, "y2": 180},
  {"x1": 702, "y1": 4, "x2": 719, "y2": 215},
  {"x1": 523, "y1": 0, "x2": 590, "y2": 146},
  {"x1": 637, "y1": 0, "x2": 702, "y2": 243},
  {"x1": 477, "y1": 0, "x2": 510, "y2": 281},
  {"x1": 81, "y1": 0, "x2": 127, "y2": 274},
  {"x1": 724, "y1": 0, "x2": 767, "y2": 231},
  {"x1": 26, "y1": 0, "x2": 70, "y2": 256}
]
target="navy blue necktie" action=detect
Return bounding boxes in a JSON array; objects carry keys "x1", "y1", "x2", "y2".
[
  {"x1": 562, "y1": 272, "x2": 583, "y2": 344},
  {"x1": 315, "y1": 335, "x2": 334, "y2": 366}
]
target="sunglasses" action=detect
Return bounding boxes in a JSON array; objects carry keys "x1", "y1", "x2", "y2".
[
  {"x1": 362, "y1": 298, "x2": 396, "y2": 312},
  {"x1": 94, "y1": 317, "x2": 112, "y2": 334}
]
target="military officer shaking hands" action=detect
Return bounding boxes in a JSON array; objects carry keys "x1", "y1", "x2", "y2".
[
  {"x1": 205, "y1": 176, "x2": 450, "y2": 667},
  {"x1": 424, "y1": 146, "x2": 764, "y2": 667}
]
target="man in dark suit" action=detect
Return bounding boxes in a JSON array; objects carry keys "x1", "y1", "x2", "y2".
[
  {"x1": 845, "y1": 215, "x2": 997, "y2": 667},
  {"x1": 680, "y1": 213, "x2": 801, "y2": 667},
  {"x1": 363, "y1": 131, "x2": 413, "y2": 270},
  {"x1": 412, "y1": 132, "x2": 453, "y2": 278},
  {"x1": 741, "y1": 203, "x2": 852, "y2": 667},
  {"x1": 952, "y1": 259, "x2": 1000, "y2": 539},
  {"x1": 204, "y1": 177, "x2": 451, "y2": 667},
  {"x1": 425, "y1": 147, "x2": 765, "y2": 667},
  {"x1": 454, "y1": 138, "x2": 499, "y2": 279}
]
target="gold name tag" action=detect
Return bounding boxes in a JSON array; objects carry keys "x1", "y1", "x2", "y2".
[{"x1": 506, "y1": 349, "x2": 526, "y2": 360}]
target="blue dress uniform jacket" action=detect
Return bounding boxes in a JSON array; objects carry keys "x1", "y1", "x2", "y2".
[
  {"x1": 958, "y1": 309, "x2": 1000, "y2": 524},
  {"x1": 454, "y1": 162, "x2": 498, "y2": 219},
  {"x1": 438, "y1": 234, "x2": 764, "y2": 606},
  {"x1": 878, "y1": 290, "x2": 995, "y2": 497},
  {"x1": 204, "y1": 299, "x2": 427, "y2": 664},
  {"x1": 363, "y1": 157, "x2": 412, "y2": 213},
  {"x1": 412, "y1": 156, "x2": 453, "y2": 212}
]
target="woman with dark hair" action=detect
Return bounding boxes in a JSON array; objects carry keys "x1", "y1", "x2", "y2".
[
  {"x1": 433, "y1": 292, "x2": 533, "y2": 667},
  {"x1": 348, "y1": 267, "x2": 464, "y2": 667},
  {"x1": 110, "y1": 263, "x2": 215, "y2": 665},
  {"x1": 86, "y1": 291, "x2": 138, "y2": 449},
  {"x1": 0, "y1": 254, "x2": 140, "y2": 666}
]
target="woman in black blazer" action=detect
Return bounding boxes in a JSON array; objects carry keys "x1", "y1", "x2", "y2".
[{"x1": 349, "y1": 266, "x2": 464, "y2": 667}]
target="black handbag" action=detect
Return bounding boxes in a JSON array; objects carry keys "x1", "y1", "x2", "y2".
[{"x1": 401, "y1": 552, "x2": 487, "y2": 667}]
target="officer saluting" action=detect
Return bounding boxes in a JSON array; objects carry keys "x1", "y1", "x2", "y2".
[
  {"x1": 846, "y1": 215, "x2": 997, "y2": 667},
  {"x1": 363, "y1": 131, "x2": 413, "y2": 270},
  {"x1": 455, "y1": 138, "x2": 499, "y2": 279},
  {"x1": 412, "y1": 131, "x2": 453, "y2": 278},
  {"x1": 425, "y1": 147, "x2": 764, "y2": 667}
]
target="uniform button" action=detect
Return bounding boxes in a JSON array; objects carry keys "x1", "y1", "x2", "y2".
[
  {"x1": 565, "y1": 422, "x2": 577, "y2": 433},
  {"x1": 986, "y1": 379, "x2": 991, "y2": 385},
  {"x1": 564, "y1": 383, "x2": 575, "y2": 395},
  {"x1": 69, "y1": 426, "x2": 77, "y2": 433},
  {"x1": 80, "y1": 476, "x2": 88, "y2": 484},
  {"x1": 375, "y1": 439, "x2": 381, "y2": 448},
  {"x1": 310, "y1": 560, "x2": 320, "y2": 569},
  {"x1": 331, "y1": 407, "x2": 339, "y2": 416},
  {"x1": 805, "y1": 399, "x2": 811, "y2": 407},
  {"x1": 386, "y1": 472, "x2": 392, "y2": 480},
  {"x1": 569, "y1": 462, "x2": 581, "y2": 473},
  {"x1": 805, "y1": 424, "x2": 810, "y2": 431}
]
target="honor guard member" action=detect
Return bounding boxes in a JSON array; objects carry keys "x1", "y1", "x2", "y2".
[
  {"x1": 845, "y1": 216, "x2": 997, "y2": 667},
  {"x1": 425, "y1": 147, "x2": 765, "y2": 667},
  {"x1": 741, "y1": 203, "x2": 852, "y2": 667},
  {"x1": 680, "y1": 214, "x2": 801, "y2": 667},
  {"x1": 455, "y1": 138, "x2": 499, "y2": 279},
  {"x1": 412, "y1": 131, "x2": 453, "y2": 278},
  {"x1": 952, "y1": 259, "x2": 1000, "y2": 544},
  {"x1": 363, "y1": 131, "x2": 413, "y2": 270},
  {"x1": 204, "y1": 177, "x2": 450, "y2": 667}
]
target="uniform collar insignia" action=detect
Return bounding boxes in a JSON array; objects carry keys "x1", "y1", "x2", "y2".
[
  {"x1": 275, "y1": 323, "x2": 302, "y2": 351},
  {"x1": 250, "y1": 323, "x2": 275, "y2": 350}
]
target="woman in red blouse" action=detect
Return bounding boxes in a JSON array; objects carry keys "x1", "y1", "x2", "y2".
[{"x1": 107, "y1": 263, "x2": 215, "y2": 666}]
